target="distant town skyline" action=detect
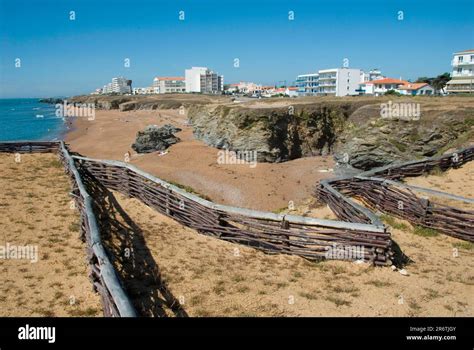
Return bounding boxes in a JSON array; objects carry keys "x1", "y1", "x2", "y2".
[{"x1": 0, "y1": 0, "x2": 473, "y2": 98}]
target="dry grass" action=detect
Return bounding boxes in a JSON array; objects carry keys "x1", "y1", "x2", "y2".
[
  {"x1": 0, "y1": 153, "x2": 101, "y2": 317},
  {"x1": 106, "y1": 187, "x2": 474, "y2": 317}
]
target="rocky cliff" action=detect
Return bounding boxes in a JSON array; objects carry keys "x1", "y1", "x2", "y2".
[
  {"x1": 334, "y1": 102, "x2": 474, "y2": 169},
  {"x1": 187, "y1": 101, "x2": 368, "y2": 162},
  {"x1": 68, "y1": 94, "x2": 228, "y2": 111},
  {"x1": 188, "y1": 98, "x2": 474, "y2": 170}
]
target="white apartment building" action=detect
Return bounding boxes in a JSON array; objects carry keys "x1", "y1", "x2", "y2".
[
  {"x1": 111, "y1": 77, "x2": 132, "y2": 94},
  {"x1": 185, "y1": 67, "x2": 223, "y2": 93},
  {"x1": 103, "y1": 83, "x2": 113, "y2": 94},
  {"x1": 153, "y1": 77, "x2": 186, "y2": 94},
  {"x1": 296, "y1": 73, "x2": 319, "y2": 96},
  {"x1": 318, "y1": 68, "x2": 361, "y2": 96},
  {"x1": 446, "y1": 49, "x2": 474, "y2": 94},
  {"x1": 360, "y1": 69, "x2": 384, "y2": 83},
  {"x1": 100, "y1": 77, "x2": 132, "y2": 94}
]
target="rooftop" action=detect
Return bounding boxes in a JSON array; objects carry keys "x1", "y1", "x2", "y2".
[
  {"x1": 454, "y1": 49, "x2": 474, "y2": 54},
  {"x1": 155, "y1": 77, "x2": 185, "y2": 81},
  {"x1": 360, "y1": 78, "x2": 409, "y2": 85},
  {"x1": 397, "y1": 83, "x2": 429, "y2": 90}
]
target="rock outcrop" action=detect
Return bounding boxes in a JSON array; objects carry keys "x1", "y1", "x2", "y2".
[
  {"x1": 188, "y1": 99, "x2": 473, "y2": 170},
  {"x1": 69, "y1": 94, "x2": 228, "y2": 111},
  {"x1": 334, "y1": 103, "x2": 474, "y2": 170},
  {"x1": 187, "y1": 101, "x2": 366, "y2": 162},
  {"x1": 132, "y1": 124, "x2": 182, "y2": 153},
  {"x1": 39, "y1": 97, "x2": 64, "y2": 104}
]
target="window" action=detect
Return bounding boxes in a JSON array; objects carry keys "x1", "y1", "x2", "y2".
[
  {"x1": 458, "y1": 56, "x2": 464, "y2": 63},
  {"x1": 457, "y1": 68, "x2": 462, "y2": 73},
  {"x1": 471, "y1": 55, "x2": 474, "y2": 62}
]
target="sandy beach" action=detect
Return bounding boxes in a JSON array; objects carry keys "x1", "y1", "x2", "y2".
[{"x1": 66, "y1": 108, "x2": 334, "y2": 211}]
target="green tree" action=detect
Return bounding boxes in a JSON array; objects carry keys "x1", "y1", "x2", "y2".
[
  {"x1": 415, "y1": 76, "x2": 433, "y2": 85},
  {"x1": 432, "y1": 73, "x2": 451, "y2": 94},
  {"x1": 385, "y1": 89, "x2": 401, "y2": 96}
]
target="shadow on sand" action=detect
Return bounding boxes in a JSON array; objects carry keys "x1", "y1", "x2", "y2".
[{"x1": 80, "y1": 167, "x2": 188, "y2": 317}]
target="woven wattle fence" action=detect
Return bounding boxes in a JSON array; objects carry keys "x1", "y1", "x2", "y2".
[
  {"x1": 0, "y1": 141, "x2": 59, "y2": 153},
  {"x1": 365, "y1": 146, "x2": 474, "y2": 180},
  {"x1": 316, "y1": 146, "x2": 474, "y2": 242},
  {"x1": 71, "y1": 156, "x2": 392, "y2": 266},
  {"x1": 0, "y1": 140, "x2": 394, "y2": 318}
]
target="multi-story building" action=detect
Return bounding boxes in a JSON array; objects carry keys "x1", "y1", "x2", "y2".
[
  {"x1": 185, "y1": 67, "x2": 223, "y2": 93},
  {"x1": 296, "y1": 73, "x2": 319, "y2": 96},
  {"x1": 103, "y1": 83, "x2": 113, "y2": 94},
  {"x1": 318, "y1": 68, "x2": 361, "y2": 96},
  {"x1": 100, "y1": 77, "x2": 132, "y2": 94},
  {"x1": 360, "y1": 69, "x2": 384, "y2": 83},
  {"x1": 111, "y1": 77, "x2": 132, "y2": 94},
  {"x1": 446, "y1": 49, "x2": 474, "y2": 94},
  {"x1": 153, "y1": 77, "x2": 186, "y2": 94}
]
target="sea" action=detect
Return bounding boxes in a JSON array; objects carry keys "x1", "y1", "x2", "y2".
[{"x1": 0, "y1": 98, "x2": 67, "y2": 141}]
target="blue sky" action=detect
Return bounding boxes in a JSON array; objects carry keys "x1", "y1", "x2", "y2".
[{"x1": 0, "y1": 0, "x2": 473, "y2": 98}]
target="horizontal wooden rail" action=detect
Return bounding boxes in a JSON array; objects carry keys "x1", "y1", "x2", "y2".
[
  {"x1": 0, "y1": 141, "x2": 137, "y2": 317},
  {"x1": 71, "y1": 156, "x2": 386, "y2": 233},
  {"x1": 58, "y1": 142, "x2": 137, "y2": 316},
  {"x1": 72, "y1": 155, "x2": 392, "y2": 265}
]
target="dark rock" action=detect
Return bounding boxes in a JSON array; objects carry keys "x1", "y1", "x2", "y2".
[
  {"x1": 39, "y1": 97, "x2": 63, "y2": 104},
  {"x1": 132, "y1": 124, "x2": 182, "y2": 153}
]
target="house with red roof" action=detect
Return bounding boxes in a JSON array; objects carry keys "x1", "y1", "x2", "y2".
[
  {"x1": 358, "y1": 78, "x2": 410, "y2": 96},
  {"x1": 397, "y1": 82, "x2": 435, "y2": 96},
  {"x1": 273, "y1": 86, "x2": 299, "y2": 97}
]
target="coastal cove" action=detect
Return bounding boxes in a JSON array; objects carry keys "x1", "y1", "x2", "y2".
[{"x1": 0, "y1": 98, "x2": 69, "y2": 142}]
